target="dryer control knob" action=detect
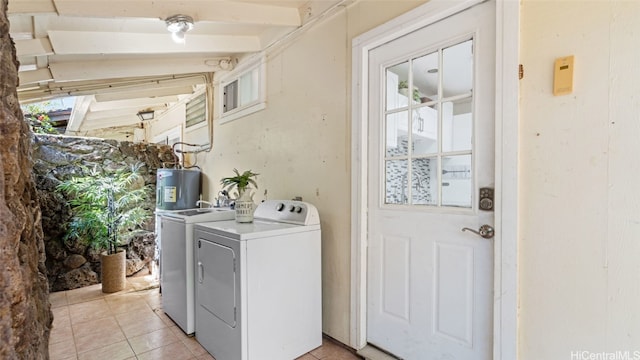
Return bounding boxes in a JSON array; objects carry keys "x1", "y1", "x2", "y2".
[
  {"x1": 295, "y1": 206, "x2": 303, "y2": 213},
  {"x1": 289, "y1": 205, "x2": 296, "y2": 212},
  {"x1": 276, "y1": 203, "x2": 285, "y2": 211}
]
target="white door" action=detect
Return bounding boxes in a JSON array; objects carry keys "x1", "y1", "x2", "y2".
[{"x1": 366, "y1": 2, "x2": 495, "y2": 359}]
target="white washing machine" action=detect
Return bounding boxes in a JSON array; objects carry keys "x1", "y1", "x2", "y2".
[
  {"x1": 159, "y1": 207, "x2": 234, "y2": 334},
  {"x1": 194, "y1": 200, "x2": 322, "y2": 360}
]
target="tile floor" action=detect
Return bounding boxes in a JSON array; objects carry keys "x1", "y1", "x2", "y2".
[{"x1": 49, "y1": 275, "x2": 361, "y2": 360}]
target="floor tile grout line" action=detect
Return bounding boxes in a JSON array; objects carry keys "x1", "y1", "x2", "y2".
[
  {"x1": 115, "y1": 303, "x2": 138, "y2": 360},
  {"x1": 67, "y1": 303, "x2": 79, "y2": 360}
]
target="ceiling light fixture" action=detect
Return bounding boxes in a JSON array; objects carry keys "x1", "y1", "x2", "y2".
[
  {"x1": 166, "y1": 14, "x2": 194, "y2": 43},
  {"x1": 137, "y1": 110, "x2": 155, "y2": 121}
]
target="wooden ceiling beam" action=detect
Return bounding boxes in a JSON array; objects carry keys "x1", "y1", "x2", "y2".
[
  {"x1": 8, "y1": 0, "x2": 56, "y2": 14},
  {"x1": 78, "y1": 111, "x2": 140, "y2": 132},
  {"x1": 94, "y1": 86, "x2": 192, "y2": 102},
  {"x1": 66, "y1": 96, "x2": 93, "y2": 133},
  {"x1": 15, "y1": 38, "x2": 54, "y2": 57},
  {"x1": 18, "y1": 68, "x2": 54, "y2": 85},
  {"x1": 48, "y1": 57, "x2": 223, "y2": 82},
  {"x1": 89, "y1": 96, "x2": 178, "y2": 112},
  {"x1": 52, "y1": 0, "x2": 301, "y2": 27},
  {"x1": 47, "y1": 31, "x2": 261, "y2": 55}
]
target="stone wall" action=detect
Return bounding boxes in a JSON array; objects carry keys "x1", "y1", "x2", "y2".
[
  {"x1": 32, "y1": 134, "x2": 176, "y2": 291},
  {"x1": 0, "y1": 0, "x2": 53, "y2": 357}
]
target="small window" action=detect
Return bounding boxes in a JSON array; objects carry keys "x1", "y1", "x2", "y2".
[
  {"x1": 223, "y1": 81, "x2": 238, "y2": 113},
  {"x1": 219, "y1": 56, "x2": 266, "y2": 123},
  {"x1": 186, "y1": 93, "x2": 206, "y2": 128}
]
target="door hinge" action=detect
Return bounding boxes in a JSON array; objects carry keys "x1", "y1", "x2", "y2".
[{"x1": 519, "y1": 64, "x2": 524, "y2": 80}]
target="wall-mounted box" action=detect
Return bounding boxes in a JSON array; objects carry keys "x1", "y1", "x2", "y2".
[{"x1": 553, "y1": 55, "x2": 574, "y2": 96}]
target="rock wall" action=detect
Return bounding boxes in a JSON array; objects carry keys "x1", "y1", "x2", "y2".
[
  {"x1": 0, "y1": 0, "x2": 53, "y2": 357},
  {"x1": 32, "y1": 135, "x2": 176, "y2": 291}
]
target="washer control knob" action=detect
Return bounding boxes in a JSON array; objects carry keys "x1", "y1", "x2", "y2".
[
  {"x1": 289, "y1": 205, "x2": 296, "y2": 212},
  {"x1": 276, "y1": 203, "x2": 285, "y2": 211},
  {"x1": 295, "y1": 206, "x2": 303, "y2": 214}
]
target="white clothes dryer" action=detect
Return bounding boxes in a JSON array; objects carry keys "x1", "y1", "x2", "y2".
[{"x1": 194, "y1": 200, "x2": 322, "y2": 360}]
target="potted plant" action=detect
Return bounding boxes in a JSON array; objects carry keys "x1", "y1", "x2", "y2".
[
  {"x1": 220, "y1": 169, "x2": 259, "y2": 223},
  {"x1": 398, "y1": 80, "x2": 421, "y2": 102},
  {"x1": 57, "y1": 163, "x2": 152, "y2": 293}
]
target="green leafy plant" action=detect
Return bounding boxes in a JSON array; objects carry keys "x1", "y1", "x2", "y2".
[
  {"x1": 23, "y1": 102, "x2": 58, "y2": 134},
  {"x1": 220, "y1": 169, "x2": 259, "y2": 196},
  {"x1": 57, "y1": 163, "x2": 152, "y2": 255},
  {"x1": 398, "y1": 80, "x2": 421, "y2": 102}
]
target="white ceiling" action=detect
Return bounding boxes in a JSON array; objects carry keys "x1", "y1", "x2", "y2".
[{"x1": 9, "y1": 0, "x2": 339, "y2": 136}]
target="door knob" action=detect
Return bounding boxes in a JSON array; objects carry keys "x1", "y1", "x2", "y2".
[{"x1": 461, "y1": 224, "x2": 494, "y2": 239}]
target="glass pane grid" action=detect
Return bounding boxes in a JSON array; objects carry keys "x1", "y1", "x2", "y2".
[{"x1": 383, "y1": 38, "x2": 474, "y2": 209}]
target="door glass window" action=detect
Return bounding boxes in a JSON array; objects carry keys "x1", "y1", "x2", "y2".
[
  {"x1": 385, "y1": 159, "x2": 408, "y2": 204},
  {"x1": 412, "y1": 105, "x2": 438, "y2": 155},
  {"x1": 385, "y1": 111, "x2": 409, "y2": 157},
  {"x1": 386, "y1": 62, "x2": 409, "y2": 111},
  {"x1": 383, "y1": 38, "x2": 474, "y2": 208},
  {"x1": 442, "y1": 98, "x2": 472, "y2": 152},
  {"x1": 442, "y1": 41, "x2": 473, "y2": 98},
  {"x1": 441, "y1": 154, "x2": 472, "y2": 207},
  {"x1": 411, "y1": 157, "x2": 437, "y2": 205}
]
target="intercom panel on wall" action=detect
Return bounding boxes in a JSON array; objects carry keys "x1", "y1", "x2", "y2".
[{"x1": 553, "y1": 55, "x2": 574, "y2": 96}]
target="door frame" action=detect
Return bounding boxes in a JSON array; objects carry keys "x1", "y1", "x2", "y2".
[{"x1": 350, "y1": 0, "x2": 519, "y2": 358}]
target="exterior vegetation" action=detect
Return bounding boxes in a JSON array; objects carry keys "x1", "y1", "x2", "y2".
[
  {"x1": 57, "y1": 163, "x2": 152, "y2": 255},
  {"x1": 22, "y1": 102, "x2": 58, "y2": 134}
]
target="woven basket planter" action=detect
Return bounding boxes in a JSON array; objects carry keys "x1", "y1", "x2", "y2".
[{"x1": 101, "y1": 250, "x2": 126, "y2": 293}]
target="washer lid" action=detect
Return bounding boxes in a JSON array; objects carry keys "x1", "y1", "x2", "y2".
[{"x1": 195, "y1": 219, "x2": 320, "y2": 240}]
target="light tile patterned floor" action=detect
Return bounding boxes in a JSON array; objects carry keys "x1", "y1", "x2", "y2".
[{"x1": 49, "y1": 275, "x2": 361, "y2": 360}]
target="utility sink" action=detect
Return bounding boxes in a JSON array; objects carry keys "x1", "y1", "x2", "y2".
[{"x1": 176, "y1": 208, "x2": 231, "y2": 217}]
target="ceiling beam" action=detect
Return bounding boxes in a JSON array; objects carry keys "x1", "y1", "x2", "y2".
[
  {"x1": 18, "y1": 75, "x2": 204, "y2": 102},
  {"x1": 18, "y1": 68, "x2": 53, "y2": 85},
  {"x1": 47, "y1": 31, "x2": 260, "y2": 55},
  {"x1": 66, "y1": 96, "x2": 93, "y2": 133},
  {"x1": 86, "y1": 108, "x2": 157, "y2": 121},
  {"x1": 81, "y1": 115, "x2": 141, "y2": 131},
  {"x1": 15, "y1": 38, "x2": 54, "y2": 57},
  {"x1": 78, "y1": 124, "x2": 140, "y2": 139},
  {"x1": 34, "y1": 75, "x2": 204, "y2": 90},
  {"x1": 8, "y1": 0, "x2": 56, "y2": 14},
  {"x1": 94, "y1": 86, "x2": 192, "y2": 102},
  {"x1": 49, "y1": 57, "x2": 224, "y2": 82},
  {"x1": 52, "y1": 0, "x2": 301, "y2": 27},
  {"x1": 89, "y1": 96, "x2": 178, "y2": 112}
]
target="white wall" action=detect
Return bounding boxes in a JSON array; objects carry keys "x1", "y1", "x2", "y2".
[
  {"x1": 181, "y1": 0, "x2": 425, "y2": 344},
  {"x1": 520, "y1": 0, "x2": 640, "y2": 357}
]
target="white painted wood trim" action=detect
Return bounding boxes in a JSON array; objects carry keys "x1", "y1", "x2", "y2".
[
  {"x1": 493, "y1": 0, "x2": 519, "y2": 359},
  {"x1": 350, "y1": 34, "x2": 368, "y2": 349},
  {"x1": 349, "y1": 0, "x2": 519, "y2": 357}
]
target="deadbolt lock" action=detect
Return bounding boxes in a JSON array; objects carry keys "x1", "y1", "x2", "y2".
[{"x1": 479, "y1": 187, "x2": 494, "y2": 211}]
